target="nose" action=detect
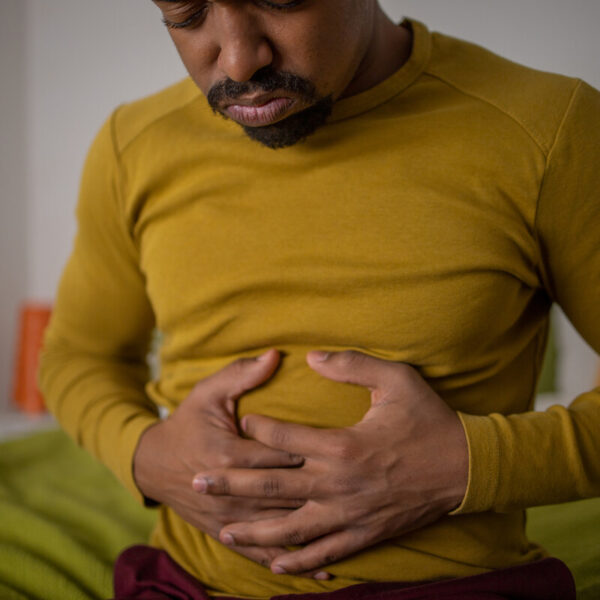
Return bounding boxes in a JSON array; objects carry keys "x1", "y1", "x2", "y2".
[{"x1": 214, "y1": 6, "x2": 274, "y2": 82}]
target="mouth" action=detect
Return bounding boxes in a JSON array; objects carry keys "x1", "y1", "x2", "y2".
[{"x1": 223, "y1": 95, "x2": 296, "y2": 127}]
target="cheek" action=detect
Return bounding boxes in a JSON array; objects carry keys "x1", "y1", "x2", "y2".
[
  {"x1": 170, "y1": 33, "x2": 217, "y2": 95},
  {"x1": 275, "y1": 29, "x2": 345, "y2": 92},
  {"x1": 290, "y1": 30, "x2": 365, "y2": 97}
]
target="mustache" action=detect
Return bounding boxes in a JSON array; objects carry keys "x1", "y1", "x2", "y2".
[{"x1": 207, "y1": 67, "x2": 318, "y2": 108}]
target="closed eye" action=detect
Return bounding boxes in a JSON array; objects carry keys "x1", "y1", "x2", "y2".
[
  {"x1": 258, "y1": 0, "x2": 307, "y2": 9},
  {"x1": 161, "y1": 0, "x2": 307, "y2": 30},
  {"x1": 160, "y1": 1, "x2": 208, "y2": 30}
]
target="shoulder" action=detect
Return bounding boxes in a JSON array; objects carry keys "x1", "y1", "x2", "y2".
[
  {"x1": 108, "y1": 78, "x2": 205, "y2": 154},
  {"x1": 425, "y1": 31, "x2": 583, "y2": 154}
]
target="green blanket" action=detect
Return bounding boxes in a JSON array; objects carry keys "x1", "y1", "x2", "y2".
[
  {"x1": 0, "y1": 429, "x2": 155, "y2": 600},
  {"x1": 0, "y1": 429, "x2": 598, "y2": 599}
]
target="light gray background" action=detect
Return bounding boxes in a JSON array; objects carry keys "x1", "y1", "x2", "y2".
[{"x1": 1, "y1": 0, "x2": 599, "y2": 412}]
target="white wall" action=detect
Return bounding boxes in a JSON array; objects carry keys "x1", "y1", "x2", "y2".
[
  {"x1": 27, "y1": 0, "x2": 187, "y2": 301},
  {"x1": 382, "y1": 0, "x2": 600, "y2": 87},
  {"x1": 0, "y1": 0, "x2": 598, "y2": 407}
]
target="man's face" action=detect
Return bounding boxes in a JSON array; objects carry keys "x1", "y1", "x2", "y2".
[{"x1": 153, "y1": 0, "x2": 378, "y2": 148}]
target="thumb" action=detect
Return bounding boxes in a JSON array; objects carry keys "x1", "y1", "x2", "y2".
[
  {"x1": 194, "y1": 349, "x2": 281, "y2": 405},
  {"x1": 306, "y1": 350, "x2": 396, "y2": 391}
]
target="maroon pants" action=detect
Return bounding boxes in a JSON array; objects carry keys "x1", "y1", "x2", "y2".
[{"x1": 112, "y1": 545, "x2": 576, "y2": 600}]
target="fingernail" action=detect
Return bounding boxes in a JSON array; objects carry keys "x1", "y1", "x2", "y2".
[
  {"x1": 221, "y1": 532, "x2": 235, "y2": 546},
  {"x1": 314, "y1": 572, "x2": 330, "y2": 580},
  {"x1": 272, "y1": 565, "x2": 286, "y2": 575},
  {"x1": 192, "y1": 477, "x2": 207, "y2": 493},
  {"x1": 256, "y1": 350, "x2": 271, "y2": 361},
  {"x1": 311, "y1": 351, "x2": 330, "y2": 362},
  {"x1": 240, "y1": 416, "x2": 248, "y2": 432}
]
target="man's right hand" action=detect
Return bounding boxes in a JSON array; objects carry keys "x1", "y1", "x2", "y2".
[{"x1": 132, "y1": 349, "x2": 327, "y2": 577}]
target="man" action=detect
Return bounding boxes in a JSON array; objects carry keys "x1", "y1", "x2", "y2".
[{"x1": 39, "y1": 1, "x2": 599, "y2": 598}]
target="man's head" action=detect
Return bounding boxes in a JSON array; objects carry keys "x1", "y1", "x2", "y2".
[{"x1": 152, "y1": 1, "x2": 409, "y2": 148}]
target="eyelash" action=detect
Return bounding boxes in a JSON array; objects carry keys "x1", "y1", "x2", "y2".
[
  {"x1": 162, "y1": 5, "x2": 207, "y2": 30},
  {"x1": 162, "y1": 0, "x2": 305, "y2": 30}
]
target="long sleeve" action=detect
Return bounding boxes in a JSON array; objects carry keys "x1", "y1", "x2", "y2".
[
  {"x1": 38, "y1": 111, "x2": 160, "y2": 502},
  {"x1": 454, "y1": 80, "x2": 600, "y2": 514}
]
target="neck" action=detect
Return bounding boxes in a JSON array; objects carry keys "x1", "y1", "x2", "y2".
[{"x1": 341, "y1": 11, "x2": 413, "y2": 99}]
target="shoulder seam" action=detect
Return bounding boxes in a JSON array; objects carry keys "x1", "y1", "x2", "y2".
[
  {"x1": 537, "y1": 79, "x2": 583, "y2": 181},
  {"x1": 423, "y1": 70, "x2": 560, "y2": 156},
  {"x1": 532, "y1": 79, "x2": 583, "y2": 301},
  {"x1": 116, "y1": 91, "x2": 202, "y2": 156},
  {"x1": 108, "y1": 106, "x2": 141, "y2": 257}
]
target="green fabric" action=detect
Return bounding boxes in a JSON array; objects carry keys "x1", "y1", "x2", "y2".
[
  {"x1": 527, "y1": 498, "x2": 600, "y2": 600},
  {"x1": 537, "y1": 313, "x2": 557, "y2": 394},
  {"x1": 0, "y1": 429, "x2": 156, "y2": 600},
  {"x1": 0, "y1": 428, "x2": 598, "y2": 598}
]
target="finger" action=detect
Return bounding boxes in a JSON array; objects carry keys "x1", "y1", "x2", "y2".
[
  {"x1": 195, "y1": 349, "x2": 281, "y2": 403},
  {"x1": 306, "y1": 350, "x2": 409, "y2": 394},
  {"x1": 233, "y1": 437, "x2": 304, "y2": 468},
  {"x1": 270, "y1": 528, "x2": 369, "y2": 575},
  {"x1": 219, "y1": 505, "x2": 339, "y2": 548},
  {"x1": 233, "y1": 546, "x2": 330, "y2": 580},
  {"x1": 241, "y1": 508, "x2": 296, "y2": 521},
  {"x1": 232, "y1": 500, "x2": 304, "y2": 514},
  {"x1": 242, "y1": 414, "x2": 339, "y2": 458},
  {"x1": 193, "y1": 468, "x2": 317, "y2": 499}
]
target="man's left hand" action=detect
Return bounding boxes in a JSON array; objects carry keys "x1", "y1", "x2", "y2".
[{"x1": 192, "y1": 351, "x2": 469, "y2": 575}]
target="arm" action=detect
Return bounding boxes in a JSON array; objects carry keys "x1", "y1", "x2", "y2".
[
  {"x1": 454, "y1": 79, "x2": 600, "y2": 514},
  {"x1": 39, "y1": 113, "x2": 159, "y2": 499}
]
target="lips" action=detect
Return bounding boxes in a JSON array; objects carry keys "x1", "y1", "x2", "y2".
[{"x1": 224, "y1": 97, "x2": 295, "y2": 127}]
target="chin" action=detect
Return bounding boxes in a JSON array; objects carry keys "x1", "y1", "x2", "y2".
[{"x1": 240, "y1": 95, "x2": 334, "y2": 149}]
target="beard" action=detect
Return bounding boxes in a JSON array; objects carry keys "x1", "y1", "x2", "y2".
[{"x1": 207, "y1": 67, "x2": 333, "y2": 149}]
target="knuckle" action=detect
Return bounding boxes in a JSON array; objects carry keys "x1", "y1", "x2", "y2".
[
  {"x1": 269, "y1": 425, "x2": 290, "y2": 449},
  {"x1": 214, "y1": 453, "x2": 234, "y2": 469},
  {"x1": 240, "y1": 416, "x2": 256, "y2": 439},
  {"x1": 259, "y1": 555, "x2": 271, "y2": 568},
  {"x1": 285, "y1": 529, "x2": 305, "y2": 546},
  {"x1": 324, "y1": 553, "x2": 339, "y2": 565},
  {"x1": 261, "y1": 478, "x2": 281, "y2": 497},
  {"x1": 228, "y1": 356, "x2": 261, "y2": 389},
  {"x1": 336, "y1": 351, "x2": 361, "y2": 369},
  {"x1": 226, "y1": 359, "x2": 247, "y2": 390},
  {"x1": 231, "y1": 356, "x2": 259, "y2": 376},
  {"x1": 332, "y1": 474, "x2": 362, "y2": 494},
  {"x1": 230, "y1": 358, "x2": 246, "y2": 375},
  {"x1": 210, "y1": 476, "x2": 230, "y2": 495},
  {"x1": 371, "y1": 387, "x2": 394, "y2": 407},
  {"x1": 329, "y1": 433, "x2": 357, "y2": 461}
]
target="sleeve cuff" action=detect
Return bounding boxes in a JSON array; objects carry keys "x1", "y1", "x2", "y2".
[
  {"x1": 117, "y1": 412, "x2": 162, "y2": 505},
  {"x1": 449, "y1": 412, "x2": 501, "y2": 515}
]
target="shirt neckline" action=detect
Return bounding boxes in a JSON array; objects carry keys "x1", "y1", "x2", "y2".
[{"x1": 329, "y1": 19, "x2": 431, "y2": 123}]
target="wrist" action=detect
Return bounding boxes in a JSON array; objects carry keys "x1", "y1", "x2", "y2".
[{"x1": 133, "y1": 420, "x2": 165, "y2": 506}]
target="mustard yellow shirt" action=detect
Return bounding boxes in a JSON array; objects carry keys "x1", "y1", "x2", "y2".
[{"x1": 40, "y1": 21, "x2": 600, "y2": 598}]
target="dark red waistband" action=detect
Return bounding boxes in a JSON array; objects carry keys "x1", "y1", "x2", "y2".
[{"x1": 113, "y1": 544, "x2": 576, "y2": 600}]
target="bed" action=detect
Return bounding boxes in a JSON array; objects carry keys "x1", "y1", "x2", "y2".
[{"x1": 0, "y1": 428, "x2": 598, "y2": 599}]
